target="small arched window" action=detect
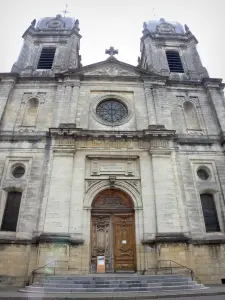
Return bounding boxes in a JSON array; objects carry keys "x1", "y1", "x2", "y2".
[
  {"x1": 23, "y1": 98, "x2": 39, "y2": 126},
  {"x1": 200, "y1": 194, "x2": 220, "y2": 232},
  {"x1": 1, "y1": 191, "x2": 22, "y2": 232},
  {"x1": 183, "y1": 101, "x2": 200, "y2": 130}
]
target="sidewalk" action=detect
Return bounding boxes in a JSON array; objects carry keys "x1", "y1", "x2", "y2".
[{"x1": 0, "y1": 285, "x2": 225, "y2": 299}]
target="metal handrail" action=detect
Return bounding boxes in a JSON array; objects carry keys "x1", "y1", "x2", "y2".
[
  {"x1": 27, "y1": 260, "x2": 57, "y2": 286},
  {"x1": 28, "y1": 260, "x2": 68, "y2": 286},
  {"x1": 156, "y1": 260, "x2": 195, "y2": 280}
]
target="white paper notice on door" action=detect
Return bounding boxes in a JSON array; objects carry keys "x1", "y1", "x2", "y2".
[
  {"x1": 97, "y1": 256, "x2": 105, "y2": 266},
  {"x1": 122, "y1": 240, "x2": 127, "y2": 244}
]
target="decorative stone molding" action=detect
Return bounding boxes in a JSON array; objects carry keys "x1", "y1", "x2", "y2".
[
  {"x1": 83, "y1": 180, "x2": 142, "y2": 209},
  {"x1": 89, "y1": 159, "x2": 135, "y2": 176},
  {"x1": 142, "y1": 233, "x2": 190, "y2": 244},
  {"x1": 18, "y1": 127, "x2": 38, "y2": 133},
  {"x1": 2, "y1": 186, "x2": 24, "y2": 192},
  {"x1": 50, "y1": 127, "x2": 176, "y2": 146},
  {"x1": 21, "y1": 92, "x2": 46, "y2": 104},
  {"x1": 124, "y1": 180, "x2": 140, "y2": 192},
  {"x1": 156, "y1": 22, "x2": 175, "y2": 34},
  {"x1": 37, "y1": 233, "x2": 84, "y2": 245},
  {"x1": 86, "y1": 180, "x2": 101, "y2": 191},
  {"x1": 84, "y1": 65, "x2": 138, "y2": 77},
  {"x1": 109, "y1": 175, "x2": 116, "y2": 186},
  {"x1": 85, "y1": 179, "x2": 141, "y2": 194},
  {"x1": 187, "y1": 130, "x2": 204, "y2": 136},
  {"x1": 178, "y1": 135, "x2": 213, "y2": 145},
  {"x1": 90, "y1": 93, "x2": 133, "y2": 127}
]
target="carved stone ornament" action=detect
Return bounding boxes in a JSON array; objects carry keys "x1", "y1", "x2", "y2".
[
  {"x1": 31, "y1": 19, "x2": 36, "y2": 27},
  {"x1": 187, "y1": 130, "x2": 204, "y2": 136},
  {"x1": 109, "y1": 175, "x2": 116, "y2": 187},
  {"x1": 85, "y1": 66, "x2": 137, "y2": 77},
  {"x1": 93, "y1": 196, "x2": 129, "y2": 209},
  {"x1": 86, "y1": 180, "x2": 101, "y2": 191},
  {"x1": 156, "y1": 22, "x2": 175, "y2": 34},
  {"x1": 18, "y1": 127, "x2": 38, "y2": 133},
  {"x1": 47, "y1": 15, "x2": 64, "y2": 29},
  {"x1": 21, "y1": 92, "x2": 46, "y2": 104},
  {"x1": 125, "y1": 180, "x2": 140, "y2": 192}
]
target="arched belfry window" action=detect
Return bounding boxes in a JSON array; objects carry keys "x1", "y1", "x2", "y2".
[
  {"x1": 22, "y1": 98, "x2": 39, "y2": 126},
  {"x1": 1, "y1": 191, "x2": 22, "y2": 232},
  {"x1": 200, "y1": 194, "x2": 220, "y2": 232},
  {"x1": 183, "y1": 101, "x2": 200, "y2": 130}
]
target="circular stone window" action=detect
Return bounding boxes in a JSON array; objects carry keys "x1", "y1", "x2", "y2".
[
  {"x1": 197, "y1": 167, "x2": 210, "y2": 180},
  {"x1": 12, "y1": 165, "x2": 25, "y2": 178},
  {"x1": 96, "y1": 99, "x2": 128, "y2": 125}
]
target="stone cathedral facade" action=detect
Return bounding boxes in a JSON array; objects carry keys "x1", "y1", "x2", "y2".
[{"x1": 0, "y1": 14, "x2": 225, "y2": 285}]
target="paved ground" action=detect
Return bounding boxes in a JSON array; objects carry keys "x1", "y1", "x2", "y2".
[
  {"x1": 160, "y1": 295, "x2": 225, "y2": 300},
  {"x1": 0, "y1": 286, "x2": 225, "y2": 299}
]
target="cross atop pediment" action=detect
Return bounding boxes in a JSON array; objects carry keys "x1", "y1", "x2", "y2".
[{"x1": 105, "y1": 46, "x2": 118, "y2": 57}]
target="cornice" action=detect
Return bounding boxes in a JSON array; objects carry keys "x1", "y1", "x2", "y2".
[
  {"x1": 0, "y1": 73, "x2": 19, "y2": 82},
  {"x1": 0, "y1": 131, "x2": 46, "y2": 142},
  {"x1": 202, "y1": 77, "x2": 225, "y2": 89},
  {"x1": 48, "y1": 125, "x2": 176, "y2": 139}
]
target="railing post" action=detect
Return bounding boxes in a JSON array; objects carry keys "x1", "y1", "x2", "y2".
[{"x1": 170, "y1": 260, "x2": 172, "y2": 274}]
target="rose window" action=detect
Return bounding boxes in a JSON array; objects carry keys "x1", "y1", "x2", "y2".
[{"x1": 96, "y1": 99, "x2": 128, "y2": 124}]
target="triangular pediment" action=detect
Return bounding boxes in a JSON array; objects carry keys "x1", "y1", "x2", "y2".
[
  {"x1": 84, "y1": 63, "x2": 138, "y2": 77},
  {"x1": 62, "y1": 58, "x2": 166, "y2": 80}
]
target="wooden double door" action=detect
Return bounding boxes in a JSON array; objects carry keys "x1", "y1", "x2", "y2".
[{"x1": 90, "y1": 189, "x2": 136, "y2": 273}]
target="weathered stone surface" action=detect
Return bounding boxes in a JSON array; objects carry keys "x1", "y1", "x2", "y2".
[{"x1": 0, "y1": 14, "x2": 225, "y2": 286}]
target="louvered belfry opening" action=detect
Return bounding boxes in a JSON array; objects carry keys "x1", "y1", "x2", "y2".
[
  {"x1": 37, "y1": 48, "x2": 56, "y2": 69},
  {"x1": 166, "y1": 51, "x2": 184, "y2": 73},
  {"x1": 1, "y1": 192, "x2": 22, "y2": 232}
]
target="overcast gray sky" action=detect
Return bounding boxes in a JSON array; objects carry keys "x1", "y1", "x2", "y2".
[{"x1": 0, "y1": 0, "x2": 224, "y2": 81}]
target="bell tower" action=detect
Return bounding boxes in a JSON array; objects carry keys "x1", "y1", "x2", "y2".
[
  {"x1": 139, "y1": 18, "x2": 209, "y2": 80},
  {"x1": 11, "y1": 14, "x2": 82, "y2": 76}
]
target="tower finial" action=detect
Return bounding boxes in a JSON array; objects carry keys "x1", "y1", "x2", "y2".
[{"x1": 61, "y1": 4, "x2": 71, "y2": 17}]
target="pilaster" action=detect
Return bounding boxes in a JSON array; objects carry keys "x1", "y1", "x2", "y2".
[
  {"x1": 150, "y1": 149, "x2": 182, "y2": 234},
  {"x1": 0, "y1": 76, "x2": 18, "y2": 124},
  {"x1": 144, "y1": 83, "x2": 156, "y2": 126}
]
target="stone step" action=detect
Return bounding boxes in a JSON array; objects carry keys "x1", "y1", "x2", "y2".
[
  {"x1": 24, "y1": 284, "x2": 204, "y2": 293},
  {"x1": 40, "y1": 278, "x2": 192, "y2": 283},
  {"x1": 32, "y1": 282, "x2": 199, "y2": 288},
  {"x1": 34, "y1": 279, "x2": 195, "y2": 285},
  {"x1": 23, "y1": 274, "x2": 204, "y2": 294},
  {"x1": 43, "y1": 276, "x2": 190, "y2": 282},
  {"x1": 45, "y1": 273, "x2": 188, "y2": 280}
]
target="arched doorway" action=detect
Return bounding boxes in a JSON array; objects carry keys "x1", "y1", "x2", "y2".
[{"x1": 90, "y1": 189, "x2": 136, "y2": 273}]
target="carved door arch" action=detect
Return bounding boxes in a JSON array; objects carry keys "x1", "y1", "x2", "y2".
[{"x1": 91, "y1": 189, "x2": 136, "y2": 273}]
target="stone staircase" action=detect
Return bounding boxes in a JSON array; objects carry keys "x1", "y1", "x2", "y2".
[{"x1": 21, "y1": 274, "x2": 205, "y2": 293}]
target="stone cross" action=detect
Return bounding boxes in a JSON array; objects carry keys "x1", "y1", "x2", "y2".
[
  {"x1": 105, "y1": 46, "x2": 118, "y2": 57},
  {"x1": 61, "y1": 4, "x2": 71, "y2": 17}
]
